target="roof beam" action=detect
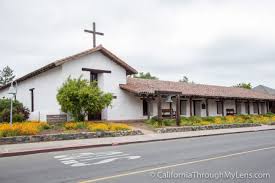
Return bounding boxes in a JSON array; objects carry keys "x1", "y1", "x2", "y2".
[{"x1": 82, "y1": 68, "x2": 111, "y2": 74}]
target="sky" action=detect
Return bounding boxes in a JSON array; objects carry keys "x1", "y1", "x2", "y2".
[{"x1": 0, "y1": 0, "x2": 275, "y2": 87}]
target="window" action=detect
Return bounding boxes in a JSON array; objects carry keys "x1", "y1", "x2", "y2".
[
  {"x1": 143, "y1": 100, "x2": 148, "y2": 116},
  {"x1": 236, "y1": 102, "x2": 242, "y2": 114},
  {"x1": 253, "y1": 102, "x2": 258, "y2": 113},
  {"x1": 217, "y1": 101, "x2": 222, "y2": 114},
  {"x1": 29, "y1": 88, "x2": 35, "y2": 112},
  {"x1": 245, "y1": 102, "x2": 249, "y2": 114},
  {"x1": 90, "y1": 73, "x2": 98, "y2": 82},
  {"x1": 180, "y1": 100, "x2": 187, "y2": 115}
]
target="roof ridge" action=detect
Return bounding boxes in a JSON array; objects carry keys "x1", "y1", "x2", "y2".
[{"x1": 129, "y1": 77, "x2": 252, "y2": 91}]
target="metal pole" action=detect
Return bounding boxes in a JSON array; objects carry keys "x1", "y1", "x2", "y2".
[
  {"x1": 10, "y1": 95, "x2": 13, "y2": 126},
  {"x1": 93, "y1": 22, "x2": 96, "y2": 48}
]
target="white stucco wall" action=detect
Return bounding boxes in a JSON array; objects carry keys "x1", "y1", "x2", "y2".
[
  {"x1": 60, "y1": 52, "x2": 145, "y2": 120},
  {"x1": 0, "y1": 66, "x2": 63, "y2": 121}
]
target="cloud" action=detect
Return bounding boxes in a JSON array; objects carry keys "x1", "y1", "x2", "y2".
[{"x1": 0, "y1": 0, "x2": 275, "y2": 88}]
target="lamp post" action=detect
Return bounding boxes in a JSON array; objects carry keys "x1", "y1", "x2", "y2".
[{"x1": 8, "y1": 81, "x2": 17, "y2": 126}]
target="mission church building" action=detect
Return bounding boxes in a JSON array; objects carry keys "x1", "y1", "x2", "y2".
[
  {"x1": 0, "y1": 44, "x2": 275, "y2": 122},
  {"x1": 1, "y1": 22, "x2": 275, "y2": 122}
]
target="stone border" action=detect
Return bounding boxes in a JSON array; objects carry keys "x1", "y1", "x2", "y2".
[
  {"x1": 155, "y1": 123, "x2": 261, "y2": 133},
  {"x1": 0, "y1": 130, "x2": 143, "y2": 145}
]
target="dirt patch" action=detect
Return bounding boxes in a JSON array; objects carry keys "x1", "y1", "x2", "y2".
[{"x1": 123, "y1": 121, "x2": 155, "y2": 134}]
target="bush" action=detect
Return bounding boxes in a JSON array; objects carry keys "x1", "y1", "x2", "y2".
[{"x1": 0, "y1": 99, "x2": 30, "y2": 122}]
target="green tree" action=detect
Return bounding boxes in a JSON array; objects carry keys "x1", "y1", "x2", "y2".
[
  {"x1": 179, "y1": 76, "x2": 189, "y2": 83},
  {"x1": 233, "y1": 83, "x2": 252, "y2": 89},
  {"x1": 179, "y1": 76, "x2": 195, "y2": 84},
  {"x1": 134, "y1": 72, "x2": 158, "y2": 80},
  {"x1": 56, "y1": 76, "x2": 113, "y2": 121},
  {"x1": 0, "y1": 66, "x2": 15, "y2": 86}
]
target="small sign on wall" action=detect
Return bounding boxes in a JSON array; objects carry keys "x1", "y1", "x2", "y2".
[{"x1": 47, "y1": 114, "x2": 67, "y2": 123}]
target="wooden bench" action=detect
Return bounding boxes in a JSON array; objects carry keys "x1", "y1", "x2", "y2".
[
  {"x1": 226, "y1": 109, "x2": 235, "y2": 116},
  {"x1": 161, "y1": 108, "x2": 175, "y2": 118}
]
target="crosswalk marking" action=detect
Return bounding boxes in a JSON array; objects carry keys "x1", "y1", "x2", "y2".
[{"x1": 54, "y1": 151, "x2": 141, "y2": 167}]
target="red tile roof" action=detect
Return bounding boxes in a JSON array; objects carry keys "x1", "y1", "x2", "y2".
[{"x1": 120, "y1": 78, "x2": 275, "y2": 100}]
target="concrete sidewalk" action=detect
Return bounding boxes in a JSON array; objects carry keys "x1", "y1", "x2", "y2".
[{"x1": 1, "y1": 125, "x2": 275, "y2": 157}]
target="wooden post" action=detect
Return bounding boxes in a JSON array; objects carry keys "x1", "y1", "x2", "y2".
[
  {"x1": 176, "y1": 95, "x2": 180, "y2": 126},
  {"x1": 147, "y1": 98, "x2": 151, "y2": 120},
  {"x1": 206, "y1": 98, "x2": 209, "y2": 117},
  {"x1": 221, "y1": 99, "x2": 224, "y2": 116},
  {"x1": 235, "y1": 99, "x2": 237, "y2": 115},
  {"x1": 247, "y1": 100, "x2": 250, "y2": 115},
  {"x1": 257, "y1": 102, "x2": 260, "y2": 114},
  {"x1": 157, "y1": 95, "x2": 162, "y2": 121},
  {"x1": 170, "y1": 102, "x2": 173, "y2": 118},
  {"x1": 189, "y1": 97, "x2": 193, "y2": 116},
  {"x1": 266, "y1": 101, "x2": 269, "y2": 113}
]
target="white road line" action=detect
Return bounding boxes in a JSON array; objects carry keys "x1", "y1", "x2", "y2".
[
  {"x1": 79, "y1": 154, "x2": 130, "y2": 162},
  {"x1": 78, "y1": 145, "x2": 275, "y2": 183}
]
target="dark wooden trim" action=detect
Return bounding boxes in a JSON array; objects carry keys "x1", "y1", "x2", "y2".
[
  {"x1": 176, "y1": 94, "x2": 180, "y2": 126},
  {"x1": 29, "y1": 88, "x2": 35, "y2": 112},
  {"x1": 82, "y1": 68, "x2": 111, "y2": 73},
  {"x1": 147, "y1": 98, "x2": 151, "y2": 120},
  {"x1": 221, "y1": 99, "x2": 224, "y2": 116},
  {"x1": 193, "y1": 100, "x2": 196, "y2": 116},
  {"x1": 235, "y1": 99, "x2": 237, "y2": 114},
  {"x1": 169, "y1": 103, "x2": 172, "y2": 118},
  {"x1": 206, "y1": 99, "x2": 209, "y2": 116},
  {"x1": 157, "y1": 95, "x2": 162, "y2": 120},
  {"x1": 257, "y1": 102, "x2": 260, "y2": 114},
  {"x1": 142, "y1": 99, "x2": 148, "y2": 116},
  {"x1": 189, "y1": 97, "x2": 193, "y2": 116},
  {"x1": 247, "y1": 100, "x2": 250, "y2": 114}
]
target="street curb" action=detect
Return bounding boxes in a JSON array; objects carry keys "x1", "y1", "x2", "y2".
[{"x1": 1, "y1": 128, "x2": 275, "y2": 158}]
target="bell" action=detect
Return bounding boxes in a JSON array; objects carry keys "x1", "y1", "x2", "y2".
[{"x1": 165, "y1": 95, "x2": 173, "y2": 103}]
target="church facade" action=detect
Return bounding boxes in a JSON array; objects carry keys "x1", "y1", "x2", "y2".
[{"x1": 0, "y1": 45, "x2": 275, "y2": 122}]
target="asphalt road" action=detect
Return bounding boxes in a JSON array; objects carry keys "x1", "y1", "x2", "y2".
[{"x1": 0, "y1": 130, "x2": 275, "y2": 183}]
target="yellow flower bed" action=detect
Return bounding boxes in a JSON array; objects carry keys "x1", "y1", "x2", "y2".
[
  {"x1": 214, "y1": 117, "x2": 222, "y2": 124},
  {"x1": 87, "y1": 123, "x2": 109, "y2": 132},
  {"x1": 0, "y1": 122, "x2": 50, "y2": 137},
  {"x1": 108, "y1": 123, "x2": 131, "y2": 131},
  {"x1": 64, "y1": 122, "x2": 78, "y2": 130},
  {"x1": 225, "y1": 116, "x2": 235, "y2": 123},
  {"x1": 178, "y1": 113, "x2": 275, "y2": 127},
  {"x1": 87, "y1": 122, "x2": 131, "y2": 132}
]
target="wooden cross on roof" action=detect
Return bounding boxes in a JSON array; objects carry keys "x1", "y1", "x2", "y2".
[{"x1": 84, "y1": 22, "x2": 104, "y2": 48}]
